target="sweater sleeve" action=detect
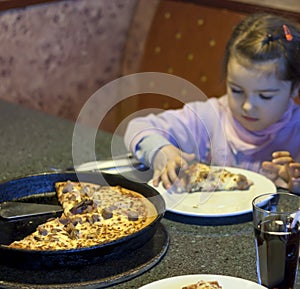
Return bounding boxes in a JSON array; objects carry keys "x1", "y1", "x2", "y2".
[
  {"x1": 124, "y1": 98, "x2": 222, "y2": 165},
  {"x1": 134, "y1": 134, "x2": 172, "y2": 167}
]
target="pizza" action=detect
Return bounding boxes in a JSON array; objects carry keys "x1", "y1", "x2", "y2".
[
  {"x1": 182, "y1": 280, "x2": 222, "y2": 289},
  {"x1": 180, "y1": 163, "x2": 253, "y2": 192},
  {"x1": 8, "y1": 181, "x2": 157, "y2": 250}
]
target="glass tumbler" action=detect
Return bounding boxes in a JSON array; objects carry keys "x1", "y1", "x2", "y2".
[{"x1": 252, "y1": 192, "x2": 300, "y2": 289}]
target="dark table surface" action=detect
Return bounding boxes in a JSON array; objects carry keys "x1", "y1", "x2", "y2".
[{"x1": 0, "y1": 100, "x2": 298, "y2": 289}]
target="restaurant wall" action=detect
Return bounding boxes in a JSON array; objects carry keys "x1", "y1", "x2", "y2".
[{"x1": 0, "y1": 0, "x2": 141, "y2": 129}]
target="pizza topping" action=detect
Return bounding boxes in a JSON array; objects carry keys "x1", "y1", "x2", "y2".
[
  {"x1": 64, "y1": 222, "x2": 75, "y2": 234},
  {"x1": 38, "y1": 227, "x2": 48, "y2": 236},
  {"x1": 70, "y1": 199, "x2": 94, "y2": 215},
  {"x1": 102, "y1": 208, "x2": 113, "y2": 219},
  {"x1": 58, "y1": 217, "x2": 69, "y2": 225},
  {"x1": 62, "y1": 181, "x2": 74, "y2": 193},
  {"x1": 89, "y1": 214, "x2": 101, "y2": 223},
  {"x1": 81, "y1": 185, "x2": 92, "y2": 196},
  {"x1": 127, "y1": 210, "x2": 139, "y2": 221},
  {"x1": 69, "y1": 228, "x2": 80, "y2": 240}
]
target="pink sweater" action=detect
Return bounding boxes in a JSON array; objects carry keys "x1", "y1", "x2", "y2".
[{"x1": 124, "y1": 95, "x2": 300, "y2": 173}]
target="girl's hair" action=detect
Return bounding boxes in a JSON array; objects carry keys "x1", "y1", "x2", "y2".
[{"x1": 223, "y1": 13, "x2": 300, "y2": 87}]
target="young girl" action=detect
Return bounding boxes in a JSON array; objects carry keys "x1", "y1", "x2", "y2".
[{"x1": 124, "y1": 13, "x2": 300, "y2": 192}]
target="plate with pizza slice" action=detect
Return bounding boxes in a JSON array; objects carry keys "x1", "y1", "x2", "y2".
[
  {"x1": 148, "y1": 163, "x2": 276, "y2": 223},
  {"x1": 138, "y1": 274, "x2": 267, "y2": 289}
]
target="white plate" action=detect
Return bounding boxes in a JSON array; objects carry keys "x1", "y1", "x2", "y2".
[
  {"x1": 148, "y1": 167, "x2": 276, "y2": 217},
  {"x1": 139, "y1": 274, "x2": 267, "y2": 289}
]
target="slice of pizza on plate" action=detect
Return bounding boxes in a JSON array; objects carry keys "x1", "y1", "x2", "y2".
[{"x1": 180, "y1": 163, "x2": 253, "y2": 192}]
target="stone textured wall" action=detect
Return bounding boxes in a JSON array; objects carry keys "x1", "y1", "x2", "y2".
[{"x1": 0, "y1": 0, "x2": 139, "y2": 125}]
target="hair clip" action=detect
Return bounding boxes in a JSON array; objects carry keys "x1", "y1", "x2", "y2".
[{"x1": 283, "y1": 24, "x2": 293, "y2": 41}]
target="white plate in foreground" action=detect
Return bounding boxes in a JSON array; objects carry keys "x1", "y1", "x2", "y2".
[
  {"x1": 139, "y1": 274, "x2": 267, "y2": 289},
  {"x1": 148, "y1": 167, "x2": 276, "y2": 217}
]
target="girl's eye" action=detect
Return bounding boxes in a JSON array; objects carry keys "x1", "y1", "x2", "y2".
[
  {"x1": 230, "y1": 87, "x2": 243, "y2": 94},
  {"x1": 259, "y1": 94, "x2": 274, "y2": 100}
]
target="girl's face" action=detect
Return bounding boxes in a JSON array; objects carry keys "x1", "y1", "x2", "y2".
[{"x1": 226, "y1": 58, "x2": 298, "y2": 131}]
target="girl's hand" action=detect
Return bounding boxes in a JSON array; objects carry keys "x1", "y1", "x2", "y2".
[
  {"x1": 287, "y1": 163, "x2": 300, "y2": 194},
  {"x1": 152, "y1": 145, "x2": 195, "y2": 190},
  {"x1": 262, "y1": 151, "x2": 300, "y2": 193}
]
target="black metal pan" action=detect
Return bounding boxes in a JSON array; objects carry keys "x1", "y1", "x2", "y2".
[{"x1": 0, "y1": 172, "x2": 165, "y2": 269}]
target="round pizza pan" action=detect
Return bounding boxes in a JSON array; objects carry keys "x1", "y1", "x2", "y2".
[
  {"x1": 0, "y1": 172, "x2": 166, "y2": 270},
  {"x1": 0, "y1": 222, "x2": 169, "y2": 289}
]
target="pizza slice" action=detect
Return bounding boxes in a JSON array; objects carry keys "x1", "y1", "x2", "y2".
[
  {"x1": 55, "y1": 181, "x2": 157, "y2": 223},
  {"x1": 8, "y1": 213, "x2": 105, "y2": 250},
  {"x1": 180, "y1": 163, "x2": 253, "y2": 192},
  {"x1": 182, "y1": 280, "x2": 222, "y2": 289},
  {"x1": 8, "y1": 181, "x2": 157, "y2": 250}
]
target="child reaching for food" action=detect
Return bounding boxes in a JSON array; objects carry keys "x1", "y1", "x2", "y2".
[
  {"x1": 263, "y1": 151, "x2": 300, "y2": 193},
  {"x1": 124, "y1": 13, "x2": 300, "y2": 192}
]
